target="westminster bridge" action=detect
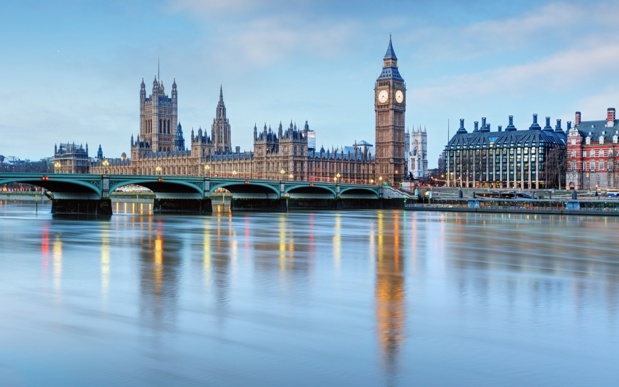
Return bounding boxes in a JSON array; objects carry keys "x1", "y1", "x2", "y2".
[{"x1": 0, "y1": 173, "x2": 407, "y2": 215}]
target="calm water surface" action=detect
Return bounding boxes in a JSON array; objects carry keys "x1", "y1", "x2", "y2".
[{"x1": 0, "y1": 201, "x2": 618, "y2": 386}]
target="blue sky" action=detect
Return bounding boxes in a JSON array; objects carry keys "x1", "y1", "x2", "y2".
[{"x1": 2, "y1": 0, "x2": 618, "y2": 167}]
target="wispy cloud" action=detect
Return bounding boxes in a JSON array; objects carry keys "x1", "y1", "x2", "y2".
[{"x1": 405, "y1": 1, "x2": 619, "y2": 63}]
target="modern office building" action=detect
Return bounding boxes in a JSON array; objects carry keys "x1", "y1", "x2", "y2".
[{"x1": 444, "y1": 114, "x2": 567, "y2": 189}]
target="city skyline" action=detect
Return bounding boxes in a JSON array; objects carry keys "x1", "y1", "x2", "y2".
[{"x1": 2, "y1": 0, "x2": 618, "y2": 166}]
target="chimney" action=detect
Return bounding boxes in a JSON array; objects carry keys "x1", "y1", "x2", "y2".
[
  {"x1": 474, "y1": 121, "x2": 479, "y2": 132},
  {"x1": 498, "y1": 125, "x2": 502, "y2": 132},
  {"x1": 457, "y1": 118, "x2": 467, "y2": 134},
  {"x1": 481, "y1": 117, "x2": 487, "y2": 129},
  {"x1": 575, "y1": 111, "x2": 581, "y2": 126},
  {"x1": 567, "y1": 121, "x2": 572, "y2": 130},
  {"x1": 607, "y1": 108, "x2": 615, "y2": 124}
]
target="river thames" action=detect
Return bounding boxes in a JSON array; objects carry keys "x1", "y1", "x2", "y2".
[{"x1": 0, "y1": 201, "x2": 618, "y2": 386}]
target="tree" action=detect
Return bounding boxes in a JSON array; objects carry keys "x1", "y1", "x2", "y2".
[{"x1": 543, "y1": 146, "x2": 566, "y2": 189}]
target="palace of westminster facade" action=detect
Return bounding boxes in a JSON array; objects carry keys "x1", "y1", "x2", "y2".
[{"x1": 86, "y1": 39, "x2": 409, "y2": 185}]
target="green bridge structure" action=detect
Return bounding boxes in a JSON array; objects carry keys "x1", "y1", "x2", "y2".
[{"x1": 0, "y1": 173, "x2": 405, "y2": 215}]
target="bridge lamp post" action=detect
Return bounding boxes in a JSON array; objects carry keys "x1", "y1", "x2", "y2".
[
  {"x1": 233, "y1": 170, "x2": 237, "y2": 178},
  {"x1": 204, "y1": 164, "x2": 210, "y2": 178},
  {"x1": 102, "y1": 159, "x2": 109, "y2": 175},
  {"x1": 280, "y1": 169, "x2": 285, "y2": 182},
  {"x1": 334, "y1": 172, "x2": 340, "y2": 183},
  {"x1": 379, "y1": 176, "x2": 383, "y2": 185},
  {"x1": 370, "y1": 178, "x2": 374, "y2": 185},
  {"x1": 289, "y1": 173, "x2": 293, "y2": 181},
  {"x1": 54, "y1": 161, "x2": 61, "y2": 174}
]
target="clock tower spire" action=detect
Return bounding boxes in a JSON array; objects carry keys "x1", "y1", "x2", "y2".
[{"x1": 375, "y1": 36, "x2": 406, "y2": 185}]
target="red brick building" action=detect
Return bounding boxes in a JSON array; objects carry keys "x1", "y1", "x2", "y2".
[{"x1": 566, "y1": 108, "x2": 619, "y2": 190}]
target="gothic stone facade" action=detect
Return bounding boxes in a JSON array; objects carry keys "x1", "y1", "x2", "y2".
[{"x1": 92, "y1": 38, "x2": 406, "y2": 185}]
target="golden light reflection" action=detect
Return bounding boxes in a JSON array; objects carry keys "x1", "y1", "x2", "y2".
[
  {"x1": 279, "y1": 215, "x2": 286, "y2": 272},
  {"x1": 203, "y1": 219, "x2": 211, "y2": 290},
  {"x1": 154, "y1": 231, "x2": 163, "y2": 295},
  {"x1": 228, "y1": 213, "x2": 238, "y2": 273},
  {"x1": 375, "y1": 211, "x2": 406, "y2": 377},
  {"x1": 53, "y1": 235, "x2": 62, "y2": 290},
  {"x1": 333, "y1": 213, "x2": 342, "y2": 271},
  {"x1": 101, "y1": 229, "x2": 110, "y2": 298}
]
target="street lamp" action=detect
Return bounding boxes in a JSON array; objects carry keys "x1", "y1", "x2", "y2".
[
  {"x1": 280, "y1": 169, "x2": 285, "y2": 181},
  {"x1": 370, "y1": 178, "x2": 374, "y2": 185},
  {"x1": 102, "y1": 159, "x2": 109, "y2": 175},
  {"x1": 289, "y1": 173, "x2": 294, "y2": 181},
  {"x1": 204, "y1": 164, "x2": 210, "y2": 178},
  {"x1": 233, "y1": 170, "x2": 237, "y2": 178},
  {"x1": 379, "y1": 176, "x2": 383, "y2": 185},
  {"x1": 336, "y1": 172, "x2": 341, "y2": 183},
  {"x1": 54, "y1": 161, "x2": 61, "y2": 174}
]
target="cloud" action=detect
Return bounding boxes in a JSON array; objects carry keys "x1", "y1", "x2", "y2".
[
  {"x1": 228, "y1": 18, "x2": 359, "y2": 65},
  {"x1": 414, "y1": 40, "x2": 619, "y2": 106},
  {"x1": 167, "y1": 0, "x2": 311, "y2": 16},
  {"x1": 404, "y1": 1, "x2": 619, "y2": 63}
]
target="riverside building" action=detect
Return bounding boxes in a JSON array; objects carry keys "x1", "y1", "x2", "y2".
[
  {"x1": 444, "y1": 114, "x2": 567, "y2": 189},
  {"x1": 90, "y1": 38, "x2": 408, "y2": 186},
  {"x1": 566, "y1": 108, "x2": 619, "y2": 190}
]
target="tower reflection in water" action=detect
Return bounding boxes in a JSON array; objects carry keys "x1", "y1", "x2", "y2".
[
  {"x1": 139, "y1": 218, "x2": 182, "y2": 333},
  {"x1": 375, "y1": 211, "x2": 406, "y2": 378}
]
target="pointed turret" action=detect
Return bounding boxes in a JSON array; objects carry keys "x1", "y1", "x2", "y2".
[
  {"x1": 378, "y1": 36, "x2": 403, "y2": 80},
  {"x1": 384, "y1": 35, "x2": 398, "y2": 61}
]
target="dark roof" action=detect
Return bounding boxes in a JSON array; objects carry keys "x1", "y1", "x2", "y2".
[
  {"x1": 384, "y1": 37, "x2": 397, "y2": 60},
  {"x1": 378, "y1": 67, "x2": 403, "y2": 81},
  {"x1": 575, "y1": 120, "x2": 619, "y2": 139},
  {"x1": 446, "y1": 116, "x2": 567, "y2": 150}
]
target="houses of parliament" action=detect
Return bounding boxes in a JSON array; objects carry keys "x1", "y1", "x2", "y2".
[{"x1": 87, "y1": 38, "x2": 407, "y2": 185}]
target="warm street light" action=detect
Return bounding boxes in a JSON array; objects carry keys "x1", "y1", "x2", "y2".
[
  {"x1": 280, "y1": 169, "x2": 285, "y2": 181},
  {"x1": 379, "y1": 176, "x2": 383, "y2": 184},
  {"x1": 233, "y1": 170, "x2": 237, "y2": 177},
  {"x1": 54, "y1": 161, "x2": 61, "y2": 173},
  {"x1": 102, "y1": 159, "x2": 109, "y2": 175},
  {"x1": 370, "y1": 178, "x2": 374, "y2": 184},
  {"x1": 289, "y1": 173, "x2": 294, "y2": 180},
  {"x1": 156, "y1": 166, "x2": 162, "y2": 175},
  {"x1": 204, "y1": 164, "x2": 210, "y2": 178},
  {"x1": 336, "y1": 172, "x2": 341, "y2": 183}
]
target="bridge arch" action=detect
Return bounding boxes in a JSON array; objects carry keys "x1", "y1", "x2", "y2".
[
  {"x1": 339, "y1": 186, "x2": 380, "y2": 199},
  {"x1": 210, "y1": 181, "x2": 280, "y2": 198},
  {"x1": 0, "y1": 175, "x2": 102, "y2": 197},
  {"x1": 285, "y1": 184, "x2": 337, "y2": 198},
  {"x1": 110, "y1": 179, "x2": 203, "y2": 195}
]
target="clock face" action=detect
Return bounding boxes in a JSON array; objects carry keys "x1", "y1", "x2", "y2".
[
  {"x1": 378, "y1": 89, "x2": 388, "y2": 103},
  {"x1": 395, "y1": 90, "x2": 404, "y2": 103}
]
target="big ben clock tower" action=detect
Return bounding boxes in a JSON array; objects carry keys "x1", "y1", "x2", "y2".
[{"x1": 375, "y1": 36, "x2": 406, "y2": 185}]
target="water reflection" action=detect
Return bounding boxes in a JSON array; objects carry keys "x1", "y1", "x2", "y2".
[
  {"x1": 139, "y1": 219, "x2": 182, "y2": 332},
  {"x1": 375, "y1": 211, "x2": 406, "y2": 380},
  {"x1": 2, "y1": 202, "x2": 619, "y2": 386},
  {"x1": 101, "y1": 225, "x2": 110, "y2": 299},
  {"x1": 53, "y1": 234, "x2": 62, "y2": 292}
]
